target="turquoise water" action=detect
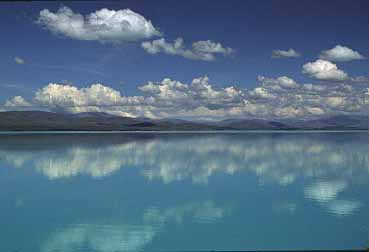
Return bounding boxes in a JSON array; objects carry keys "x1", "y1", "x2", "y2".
[{"x1": 0, "y1": 132, "x2": 368, "y2": 251}]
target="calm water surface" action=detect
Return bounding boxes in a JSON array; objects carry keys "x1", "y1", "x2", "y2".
[{"x1": 0, "y1": 132, "x2": 368, "y2": 251}]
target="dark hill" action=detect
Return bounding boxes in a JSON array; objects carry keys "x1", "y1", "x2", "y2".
[{"x1": 1, "y1": 111, "x2": 369, "y2": 131}]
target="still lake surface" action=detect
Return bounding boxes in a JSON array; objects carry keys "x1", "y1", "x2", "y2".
[{"x1": 0, "y1": 132, "x2": 368, "y2": 251}]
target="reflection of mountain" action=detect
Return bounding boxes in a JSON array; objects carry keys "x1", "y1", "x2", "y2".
[{"x1": 42, "y1": 201, "x2": 228, "y2": 252}]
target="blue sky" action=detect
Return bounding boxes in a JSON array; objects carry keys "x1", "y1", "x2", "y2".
[{"x1": 1, "y1": 0, "x2": 369, "y2": 119}]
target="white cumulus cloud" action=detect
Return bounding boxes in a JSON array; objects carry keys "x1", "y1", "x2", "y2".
[
  {"x1": 259, "y1": 76, "x2": 300, "y2": 90},
  {"x1": 34, "y1": 83, "x2": 125, "y2": 108},
  {"x1": 4, "y1": 96, "x2": 31, "y2": 108},
  {"x1": 35, "y1": 83, "x2": 146, "y2": 117},
  {"x1": 141, "y1": 37, "x2": 233, "y2": 61},
  {"x1": 319, "y1": 45, "x2": 365, "y2": 62},
  {"x1": 38, "y1": 6, "x2": 160, "y2": 43},
  {"x1": 271, "y1": 48, "x2": 300, "y2": 58},
  {"x1": 14, "y1": 57, "x2": 25, "y2": 64},
  {"x1": 302, "y1": 59, "x2": 349, "y2": 81}
]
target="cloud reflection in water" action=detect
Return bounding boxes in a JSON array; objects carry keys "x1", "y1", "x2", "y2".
[
  {"x1": 0, "y1": 133, "x2": 368, "y2": 217},
  {"x1": 42, "y1": 200, "x2": 228, "y2": 252},
  {"x1": 1, "y1": 134, "x2": 368, "y2": 183},
  {"x1": 0, "y1": 133, "x2": 368, "y2": 251}
]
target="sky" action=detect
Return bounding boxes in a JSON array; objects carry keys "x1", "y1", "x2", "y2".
[{"x1": 1, "y1": 0, "x2": 369, "y2": 120}]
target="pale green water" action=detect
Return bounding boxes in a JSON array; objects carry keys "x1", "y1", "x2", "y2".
[{"x1": 0, "y1": 132, "x2": 368, "y2": 251}]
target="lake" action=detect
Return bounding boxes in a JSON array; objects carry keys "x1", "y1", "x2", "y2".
[{"x1": 0, "y1": 132, "x2": 368, "y2": 251}]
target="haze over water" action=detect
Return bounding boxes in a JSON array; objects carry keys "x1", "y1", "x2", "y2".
[{"x1": 0, "y1": 132, "x2": 368, "y2": 251}]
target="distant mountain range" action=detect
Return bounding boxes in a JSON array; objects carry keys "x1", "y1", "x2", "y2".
[{"x1": 1, "y1": 111, "x2": 369, "y2": 131}]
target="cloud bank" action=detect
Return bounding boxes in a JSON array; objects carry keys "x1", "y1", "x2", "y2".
[
  {"x1": 2, "y1": 73, "x2": 369, "y2": 119},
  {"x1": 38, "y1": 6, "x2": 160, "y2": 43},
  {"x1": 142, "y1": 37, "x2": 233, "y2": 61}
]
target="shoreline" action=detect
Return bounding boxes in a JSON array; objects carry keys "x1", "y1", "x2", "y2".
[{"x1": 1, "y1": 130, "x2": 369, "y2": 134}]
